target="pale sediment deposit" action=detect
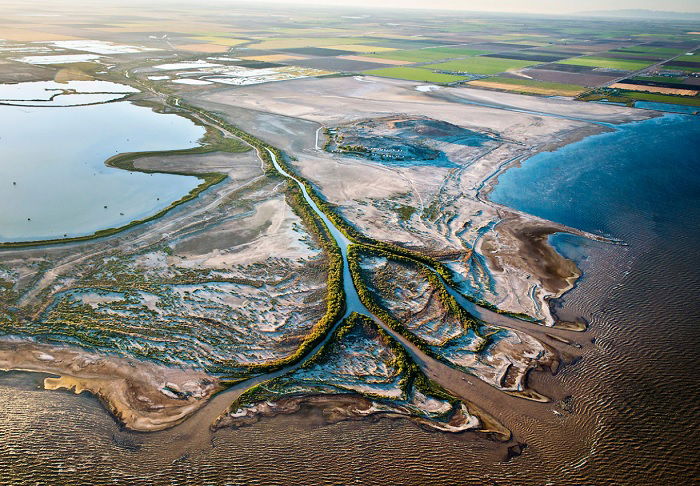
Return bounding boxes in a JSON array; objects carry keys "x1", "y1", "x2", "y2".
[
  {"x1": 189, "y1": 76, "x2": 652, "y2": 325},
  {"x1": 0, "y1": 340, "x2": 219, "y2": 431}
]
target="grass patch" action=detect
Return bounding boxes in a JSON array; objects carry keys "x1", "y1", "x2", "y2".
[
  {"x1": 557, "y1": 56, "x2": 654, "y2": 71},
  {"x1": 424, "y1": 57, "x2": 539, "y2": 75},
  {"x1": 362, "y1": 67, "x2": 467, "y2": 83}
]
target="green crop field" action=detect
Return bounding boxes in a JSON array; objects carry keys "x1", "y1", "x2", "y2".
[
  {"x1": 557, "y1": 56, "x2": 655, "y2": 71},
  {"x1": 367, "y1": 47, "x2": 491, "y2": 63},
  {"x1": 423, "y1": 56, "x2": 539, "y2": 75},
  {"x1": 362, "y1": 66, "x2": 468, "y2": 83}
]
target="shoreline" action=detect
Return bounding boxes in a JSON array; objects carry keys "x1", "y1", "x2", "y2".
[{"x1": 0, "y1": 339, "x2": 220, "y2": 432}]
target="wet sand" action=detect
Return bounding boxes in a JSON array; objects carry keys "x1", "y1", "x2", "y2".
[{"x1": 0, "y1": 340, "x2": 219, "y2": 431}]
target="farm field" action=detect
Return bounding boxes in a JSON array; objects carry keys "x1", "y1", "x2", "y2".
[
  {"x1": 557, "y1": 56, "x2": 656, "y2": 71},
  {"x1": 362, "y1": 66, "x2": 468, "y2": 82},
  {"x1": 424, "y1": 56, "x2": 540, "y2": 75},
  {"x1": 367, "y1": 47, "x2": 492, "y2": 63},
  {"x1": 469, "y1": 76, "x2": 587, "y2": 96}
]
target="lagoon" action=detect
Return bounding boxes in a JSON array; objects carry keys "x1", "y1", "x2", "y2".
[{"x1": 0, "y1": 100, "x2": 205, "y2": 242}]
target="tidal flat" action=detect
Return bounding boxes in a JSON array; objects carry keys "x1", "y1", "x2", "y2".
[{"x1": 0, "y1": 4, "x2": 698, "y2": 483}]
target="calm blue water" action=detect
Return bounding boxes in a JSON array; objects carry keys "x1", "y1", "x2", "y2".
[
  {"x1": 0, "y1": 101, "x2": 204, "y2": 242},
  {"x1": 489, "y1": 112, "x2": 700, "y2": 481},
  {"x1": 490, "y1": 114, "x2": 700, "y2": 240},
  {"x1": 634, "y1": 101, "x2": 700, "y2": 115}
]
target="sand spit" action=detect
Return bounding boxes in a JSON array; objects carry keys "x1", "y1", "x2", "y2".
[{"x1": 0, "y1": 340, "x2": 219, "y2": 431}]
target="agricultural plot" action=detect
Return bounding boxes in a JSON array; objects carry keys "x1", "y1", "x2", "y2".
[
  {"x1": 278, "y1": 47, "x2": 355, "y2": 57},
  {"x1": 522, "y1": 68, "x2": 619, "y2": 87},
  {"x1": 187, "y1": 36, "x2": 248, "y2": 47},
  {"x1": 597, "y1": 52, "x2": 665, "y2": 61},
  {"x1": 287, "y1": 57, "x2": 395, "y2": 72},
  {"x1": 249, "y1": 37, "x2": 376, "y2": 50},
  {"x1": 175, "y1": 43, "x2": 230, "y2": 53},
  {"x1": 609, "y1": 82, "x2": 698, "y2": 96},
  {"x1": 557, "y1": 56, "x2": 656, "y2": 71},
  {"x1": 468, "y1": 76, "x2": 586, "y2": 96},
  {"x1": 624, "y1": 77, "x2": 697, "y2": 90},
  {"x1": 663, "y1": 61, "x2": 700, "y2": 72},
  {"x1": 676, "y1": 53, "x2": 700, "y2": 62},
  {"x1": 362, "y1": 66, "x2": 468, "y2": 83},
  {"x1": 542, "y1": 63, "x2": 600, "y2": 73},
  {"x1": 482, "y1": 52, "x2": 569, "y2": 62},
  {"x1": 360, "y1": 37, "x2": 454, "y2": 50},
  {"x1": 424, "y1": 57, "x2": 539, "y2": 75},
  {"x1": 367, "y1": 47, "x2": 491, "y2": 63},
  {"x1": 612, "y1": 46, "x2": 687, "y2": 56},
  {"x1": 324, "y1": 44, "x2": 397, "y2": 53}
]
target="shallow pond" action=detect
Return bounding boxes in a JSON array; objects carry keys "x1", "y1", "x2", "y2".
[{"x1": 0, "y1": 98, "x2": 205, "y2": 242}]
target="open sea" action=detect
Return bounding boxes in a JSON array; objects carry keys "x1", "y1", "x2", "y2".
[{"x1": 0, "y1": 112, "x2": 698, "y2": 484}]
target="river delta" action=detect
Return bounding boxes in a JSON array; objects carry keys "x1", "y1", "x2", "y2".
[{"x1": 0, "y1": 3, "x2": 698, "y2": 484}]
